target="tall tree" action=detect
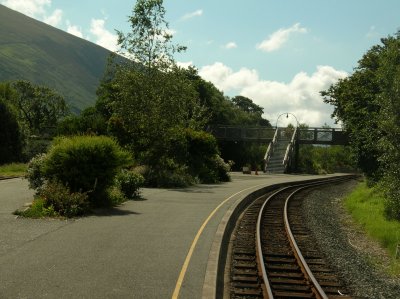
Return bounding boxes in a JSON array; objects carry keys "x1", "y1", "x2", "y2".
[
  {"x1": 98, "y1": 0, "x2": 215, "y2": 186},
  {"x1": 321, "y1": 44, "x2": 383, "y2": 183},
  {"x1": 0, "y1": 99, "x2": 22, "y2": 164},
  {"x1": 9, "y1": 81, "x2": 68, "y2": 136},
  {"x1": 376, "y1": 33, "x2": 400, "y2": 220},
  {"x1": 322, "y1": 31, "x2": 400, "y2": 220},
  {"x1": 116, "y1": 0, "x2": 186, "y2": 71}
]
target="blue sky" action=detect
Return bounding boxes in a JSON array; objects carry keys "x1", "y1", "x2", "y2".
[{"x1": 2, "y1": 0, "x2": 400, "y2": 127}]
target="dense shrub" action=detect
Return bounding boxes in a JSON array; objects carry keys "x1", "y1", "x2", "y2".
[
  {"x1": 115, "y1": 169, "x2": 145, "y2": 198},
  {"x1": 43, "y1": 135, "x2": 132, "y2": 204},
  {"x1": 39, "y1": 180, "x2": 90, "y2": 217},
  {"x1": 25, "y1": 153, "x2": 47, "y2": 193},
  {"x1": 145, "y1": 160, "x2": 196, "y2": 188},
  {"x1": 106, "y1": 186, "x2": 127, "y2": 206},
  {"x1": 186, "y1": 129, "x2": 230, "y2": 183},
  {"x1": 26, "y1": 135, "x2": 132, "y2": 206},
  {"x1": 381, "y1": 176, "x2": 400, "y2": 221}
]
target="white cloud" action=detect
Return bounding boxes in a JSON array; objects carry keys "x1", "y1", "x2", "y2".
[
  {"x1": 90, "y1": 18, "x2": 118, "y2": 51},
  {"x1": 199, "y1": 62, "x2": 259, "y2": 91},
  {"x1": 66, "y1": 21, "x2": 83, "y2": 38},
  {"x1": 181, "y1": 9, "x2": 203, "y2": 21},
  {"x1": 1, "y1": 0, "x2": 50, "y2": 18},
  {"x1": 257, "y1": 23, "x2": 307, "y2": 52},
  {"x1": 177, "y1": 61, "x2": 193, "y2": 69},
  {"x1": 43, "y1": 8, "x2": 62, "y2": 26},
  {"x1": 224, "y1": 42, "x2": 237, "y2": 49},
  {"x1": 199, "y1": 62, "x2": 347, "y2": 127}
]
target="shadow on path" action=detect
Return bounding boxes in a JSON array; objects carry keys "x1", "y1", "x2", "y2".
[{"x1": 91, "y1": 207, "x2": 141, "y2": 217}]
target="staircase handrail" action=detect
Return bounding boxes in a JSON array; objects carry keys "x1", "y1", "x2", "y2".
[
  {"x1": 263, "y1": 127, "x2": 279, "y2": 171},
  {"x1": 283, "y1": 126, "x2": 298, "y2": 171}
]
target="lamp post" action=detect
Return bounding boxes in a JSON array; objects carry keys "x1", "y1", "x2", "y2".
[{"x1": 275, "y1": 112, "x2": 299, "y2": 128}]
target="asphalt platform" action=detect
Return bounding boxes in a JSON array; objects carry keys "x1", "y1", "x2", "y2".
[{"x1": 0, "y1": 172, "x2": 340, "y2": 298}]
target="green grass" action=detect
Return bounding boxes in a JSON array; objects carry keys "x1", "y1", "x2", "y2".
[
  {"x1": 0, "y1": 163, "x2": 27, "y2": 177},
  {"x1": 344, "y1": 181, "x2": 400, "y2": 275},
  {"x1": 14, "y1": 198, "x2": 57, "y2": 218}
]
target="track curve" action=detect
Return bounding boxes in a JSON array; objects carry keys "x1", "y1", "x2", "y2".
[{"x1": 229, "y1": 177, "x2": 354, "y2": 298}]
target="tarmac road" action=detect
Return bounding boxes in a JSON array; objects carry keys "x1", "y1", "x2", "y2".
[{"x1": 0, "y1": 174, "x2": 336, "y2": 298}]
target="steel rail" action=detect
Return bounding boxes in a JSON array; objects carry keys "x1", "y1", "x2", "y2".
[
  {"x1": 255, "y1": 177, "x2": 350, "y2": 298},
  {"x1": 284, "y1": 186, "x2": 329, "y2": 299}
]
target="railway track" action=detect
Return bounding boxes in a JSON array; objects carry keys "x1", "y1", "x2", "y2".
[{"x1": 229, "y1": 177, "x2": 353, "y2": 299}]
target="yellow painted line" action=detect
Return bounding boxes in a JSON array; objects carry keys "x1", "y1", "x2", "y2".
[{"x1": 171, "y1": 183, "x2": 266, "y2": 299}]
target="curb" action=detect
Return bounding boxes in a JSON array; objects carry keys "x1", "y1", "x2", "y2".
[
  {"x1": 0, "y1": 176, "x2": 22, "y2": 181},
  {"x1": 201, "y1": 182, "x2": 288, "y2": 299}
]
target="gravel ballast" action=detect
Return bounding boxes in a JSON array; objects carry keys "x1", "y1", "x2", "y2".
[{"x1": 301, "y1": 179, "x2": 400, "y2": 299}]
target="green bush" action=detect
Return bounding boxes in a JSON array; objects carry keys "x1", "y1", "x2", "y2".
[
  {"x1": 25, "y1": 153, "x2": 47, "y2": 193},
  {"x1": 14, "y1": 198, "x2": 57, "y2": 218},
  {"x1": 26, "y1": 135, "x2": 132, "y2": 207},
  {"x1": 186, "y1": 129, "x2": 230, "y2": 183},
  {"x1": 107, "y1": 186, "x2": 127, "y2": 206},
  {"x1": 213, "y1": 155, "x2": 231, "y2": 182},
  {"x1": 39, "y1": 180, "x2": 90, "y2": 217},
  {"x1": 115, "y1": 169, "x2": 145, "y2": 198},
  {"x1": 146, "y1": 160, "x2": 196, "y2": 188}
]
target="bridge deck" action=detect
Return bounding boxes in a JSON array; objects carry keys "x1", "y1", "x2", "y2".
[{"x1": 210, "y1": 126, "x2": 349, "y2": 145}]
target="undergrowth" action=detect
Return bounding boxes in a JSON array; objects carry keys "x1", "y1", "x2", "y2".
[
  {"x1": 344, "y1": 181, "x2": 400, "y2": 276},
  {"x1": 0, "y1": 163, "x2": 27, "y2": 177}
]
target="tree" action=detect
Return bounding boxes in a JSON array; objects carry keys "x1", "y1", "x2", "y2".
[
  {"x1": 98, "y1": 0, "x2": 224, "y2": 186},
  {"x1": 375, "y1": 33, "x2": 400, "y2": 220},
  {"x1": 322, "y1": 31, "x2": 400, "y2": 220},
  {"x1": 9, "y1": 81, "x2": 68, "y2": 136},
  {"x1": 0, "y1": 99, "x2": 22, "y2": 164},
  {"x1": 232, "y1": 95, "x2": 264, "y2": 114},
  {"x1": 116, "y1": 0, "x2": 186, "y2": 71},
  {"x1": 321, "y1": 43, "x2": 383, "y2": 183}
]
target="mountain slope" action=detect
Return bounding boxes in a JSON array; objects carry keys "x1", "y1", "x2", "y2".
[{"x1": 0, "y1": 4, "x2": 112, "y2": 112}]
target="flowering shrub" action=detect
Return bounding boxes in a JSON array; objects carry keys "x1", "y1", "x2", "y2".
[{"x1": 115, "y1": 169, "x2": 145, "y2": 198}]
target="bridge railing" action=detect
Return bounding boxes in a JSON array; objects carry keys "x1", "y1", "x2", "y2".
[
  {"x1": 298, "y1": 127, "x2": 348, "y2": 145},
  {"x1": 209, "y1": 125, "x2": 348, "y2": 145},
  {"x1": 283, "y1": 126, "x2": 298, "y2": 172},
  {"x1": 209, "y1": 126, "x2": 275, "y2": 141},
  {"x1": 263, "y1": 127, "x2": 279, "y2": 171}
]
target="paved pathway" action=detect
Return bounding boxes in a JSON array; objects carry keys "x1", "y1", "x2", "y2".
[{"x1": 0, "y1": 173, "x2": 337, "y2": 298}]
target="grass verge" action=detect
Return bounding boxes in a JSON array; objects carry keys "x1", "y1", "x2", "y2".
[
  {"x1": 0, "y1": 163, "x2": 27, "y2": 178},
  {"x1": 344, "y1": 181, "x2": 400, "y2": 275}
]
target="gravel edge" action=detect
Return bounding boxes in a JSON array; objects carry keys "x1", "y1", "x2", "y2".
[{"x1": 302, "y1": 179, "x2": 400, "y2": 299}]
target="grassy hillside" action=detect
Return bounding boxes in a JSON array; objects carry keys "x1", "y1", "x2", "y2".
[{"x1": 0, "y1": 4, "x2": 111, "y2": 112}]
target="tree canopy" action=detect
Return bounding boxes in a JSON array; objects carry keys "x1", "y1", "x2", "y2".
[
  {"x1": 322, "y1": 31, "x2": 400, "y2": 220},
  {"x1": 8, "y1": 80, "x2": 68, "y2": 136}
]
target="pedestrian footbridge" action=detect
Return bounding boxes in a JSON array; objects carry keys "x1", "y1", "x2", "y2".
[{"x1": 209, "y1": 125, "x2": 349, "y2": 174}]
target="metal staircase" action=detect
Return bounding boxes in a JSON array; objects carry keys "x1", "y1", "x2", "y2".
[{"x1": 264, "y1": 127, "x2": 298, "y2": 173}]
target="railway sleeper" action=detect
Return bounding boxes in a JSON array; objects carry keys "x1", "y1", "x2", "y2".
[
  {"x1": 234, "y1": 254, "x2": 255, "y2": 261},
  {"x1": 233, "y1": 288, "x2": 263, "y2": 297},
  {"x1": 233, "y1": 269, "x2": 258, "y2": 276},
  {"x1": 267, "y1": 271, "x2": 304, "y2": 278},
  {"x1": 234, "y1": 261, "x2": 256, "y2": 268},
  {"x1": 232, "y1": 275, "x2": 259, "y2": 282},
  {"x1": 265, "y1": 256, "x2": 296, "y2": 263},
  {"x1": 269, "y1": 277, "x2": 307, "y2": 285},
  {"x1": 273, "y1": 290, "x2": 314, "y2": 298},
  {"x1": 232, "y1": 282, "x2": 261, "y2": 289},
  {"x1": 266, "y1": 263, "x2": 300, "y2": 271},
  {"x1": 272, "y1": 283, "x2": 312, "y2": 292}
]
